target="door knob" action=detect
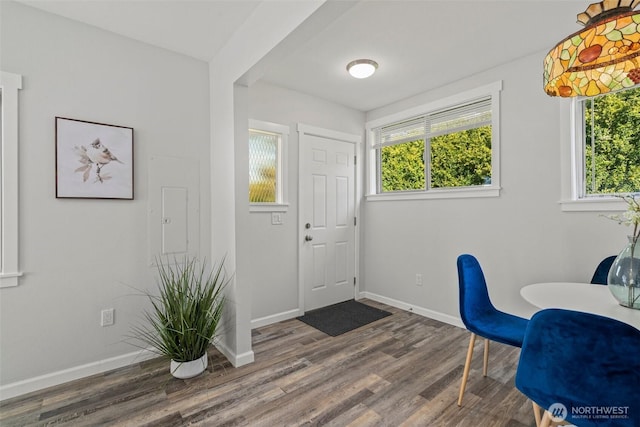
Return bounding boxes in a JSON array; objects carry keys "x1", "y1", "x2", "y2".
[{"x1": 305, "y1": 235, "x2": 313, "y2": 242}]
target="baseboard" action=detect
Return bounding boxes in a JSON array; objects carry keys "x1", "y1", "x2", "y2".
[
  {"x1": 1, "y1": 298, "x2": 459, "y2": 402},
  {"x1": 214, "y1": 340, "x2": 254, "y2": 368},
  {"x1": 0, "y1": 348, "x2": 157, "y2": 402},
  {"x1": 359, "y1": 291, "x2": 465, "y2": 329},
  {"x1": 0, "y1": 340, "x2": 256, "y2": 402},
  {"x1": 251, "y1": 308, "x2": 301, "y2": 329}
]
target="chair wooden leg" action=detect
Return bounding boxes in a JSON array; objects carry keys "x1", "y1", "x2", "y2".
[
  {"x1": 482, "y1": 338, "x2": 489, "y2": 377},
  {"x1": 457, "y1": 333, "x2": 476, "y2": 407},
  {"x1": 540, "y1": 410, "x2": 553, "y2": 427},
  {"x1": 532, "y1": 401, "x2": 542, "y2": 427}
]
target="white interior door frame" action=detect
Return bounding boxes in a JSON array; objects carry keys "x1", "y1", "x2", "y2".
[{"x1": 297, "y1": 123, "x2": 362, "y2": 315}]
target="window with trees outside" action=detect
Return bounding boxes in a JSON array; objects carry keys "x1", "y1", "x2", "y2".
[
  {"x1": 248, "y1": 120, "x2": 288, "y2": 212},
  {"x1": 366, "y1": 82, "x2": 501, "y2": 200},
  {"x1": 577, "y1": 86, "x2": 640, "y2": 197}
]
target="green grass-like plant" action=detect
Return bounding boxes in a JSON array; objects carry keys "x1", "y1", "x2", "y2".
[{"x1": 131, "y1": 257, "x2": 227, "y2": 363}]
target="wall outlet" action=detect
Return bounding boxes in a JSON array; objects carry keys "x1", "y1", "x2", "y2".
[
  {"x1": 101, "y1": 308, "x2": 115, "y2": 327},
  {"x1": 415, "y1": 274, "x2": 423, "y2": 286}
]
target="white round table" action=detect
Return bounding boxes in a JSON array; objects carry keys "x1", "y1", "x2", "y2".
[{"x1": 521, "y1": 282, "x2": 640, "y2": 330}]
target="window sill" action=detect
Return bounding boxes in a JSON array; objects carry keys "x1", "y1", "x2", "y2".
[
  {"x1": 366, "y1": 186, "x2": 500, "y2": 201},
  {"x1": 560, "y1": 198, "x2": 627, "y2": 212},
  {"x1": 250, "y1": 203, "x2": 289, "y2": 213},
  {"x1": 0, "y1": 272, "x2": 23, "y2": 288}
]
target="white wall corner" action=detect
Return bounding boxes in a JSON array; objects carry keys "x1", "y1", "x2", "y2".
[{"x1": 214, "y1": 341, "x2": 255, "y2": 368}]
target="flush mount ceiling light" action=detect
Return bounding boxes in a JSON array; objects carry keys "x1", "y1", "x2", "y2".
[
  {"x1": 544, "y1": 0, "x2": 640, "y2": 97},
  {"x1": 347, "y1": 59, "x2": 378, "y2": 79}
]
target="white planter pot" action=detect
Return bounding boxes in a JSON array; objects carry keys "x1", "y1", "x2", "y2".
[{"x1": 170, "y1": 353, "x2": 208, "y2": 379}]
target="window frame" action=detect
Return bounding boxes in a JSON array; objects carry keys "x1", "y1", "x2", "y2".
[
  {"x1": 248, "y1": 119, "x2": 289, "y2": 212},
  {"x1": 560, "y1": 91, "x2": 636, "y2": 212},
  {"x1": 0, "y1": 71, "x2": 23, "y2": 288},
  {"x1": 365, "y1": 81, "x2": 502, "y2": 201}
]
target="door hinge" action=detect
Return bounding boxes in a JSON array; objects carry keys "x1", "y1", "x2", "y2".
[
  {"x1": 353, "y1": 277, "x2": 356, "y2": 286},
  {"x1": 354, "y1": 155, "x2": 357, "y2": 165},
  {"x1": 354, "y1": 216, "x2": 357, "y2": 226}
]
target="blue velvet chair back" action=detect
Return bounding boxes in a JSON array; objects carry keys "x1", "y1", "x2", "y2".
[
  {"x1": 591, "y1": 255, "x2": 617, "y2": 285},
  {"x1": 457, "y1": 254, "x2": 527, "y2": 347},
  {"x1": 458, "y1": 254, "x2": 496, "y2": 328},
  {"x1": 515, "y1": 308, "x2": 640, "y2": 426}
]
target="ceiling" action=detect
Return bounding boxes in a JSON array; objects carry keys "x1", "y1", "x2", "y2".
[{"x1": 19, "y1": 0, "x2": 588, "y2": 112}]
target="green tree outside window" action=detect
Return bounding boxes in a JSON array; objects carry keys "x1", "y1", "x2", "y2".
[
  {"x1": 584, "y1": 87, "x2": 640, "y2": 195},
  {"x1": 379, "y1": 126, "x2": 492, "y2": 192}
]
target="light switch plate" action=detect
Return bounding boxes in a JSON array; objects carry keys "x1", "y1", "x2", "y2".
[{"x1": 272, "y1": 212, "x2": 283, "y2": 225}]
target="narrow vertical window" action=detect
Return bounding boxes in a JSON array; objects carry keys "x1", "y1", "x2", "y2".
[
  {"x1": 248, "y1": 120, "x2": 289, "y2": 211},
  {"x1": 581, "y1": 87, "x2": 640, "y2": 196},
  {"x1": 249, "y1": 129, "x2": 279, "y2": 203}
]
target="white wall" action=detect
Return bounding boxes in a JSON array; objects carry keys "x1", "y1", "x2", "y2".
[
  {"x1": 239, "y1": 54, "x2": 627, "y2": 329},
  {"x1": 0, "y1": 1, "x2": 211, "y2": 394},
  {"x1": 362, "y1": 52, "x2": 624, "y2": 321},
  {"x1": 1, "y1": 0, "x2": 629, "y2": 400},
  {"x1": 241, "y1": 81, "x2": 365, "y2": 324}
]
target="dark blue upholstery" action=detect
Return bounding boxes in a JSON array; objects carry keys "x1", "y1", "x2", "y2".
[
  {"x1": 515, "y1": 309, "x2": 640, "y2": 426},
  {"x1": 457, "y1": 254, "x2": 528, "y2": 346},
  {"x1": 591, "y1": 255, "x2": 617, "y2": 285},
  {"x1": 456, "y1": 254, "x2": 530, "y2": 406}
]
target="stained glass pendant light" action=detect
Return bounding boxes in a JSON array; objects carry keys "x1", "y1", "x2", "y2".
[{"x1": 544, "y1": 0, "x2": 640, "y2": 97}]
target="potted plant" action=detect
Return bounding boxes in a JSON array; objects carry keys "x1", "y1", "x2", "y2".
[{"x1": 130, "y1": 256, "x2": 228, "y2": 378}]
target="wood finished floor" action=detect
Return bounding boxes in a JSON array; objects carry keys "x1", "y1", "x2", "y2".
[{"x1": 0, "y1": 300, "x2": 536, "y2": 426}]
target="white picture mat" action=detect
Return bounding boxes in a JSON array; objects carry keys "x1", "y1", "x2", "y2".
[{"x1": 56, "y1": 117, "x2": 133, "y2": 199}]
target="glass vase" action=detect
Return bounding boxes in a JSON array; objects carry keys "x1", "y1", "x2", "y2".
[{"x1": 607, "y1": 235, "x2": 640, "y2": 310}]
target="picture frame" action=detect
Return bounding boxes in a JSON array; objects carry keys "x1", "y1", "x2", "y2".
[{"x1": 55, "y1": 117, "x2": 134, "y2": 199}]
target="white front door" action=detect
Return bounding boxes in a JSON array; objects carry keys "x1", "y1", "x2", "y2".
[{"x1": 300, "y1": 129, "x2": 356, "y2": 312}]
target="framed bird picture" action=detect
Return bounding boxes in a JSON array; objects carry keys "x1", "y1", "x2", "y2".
[{"x1": 55, "y1": 117, "x2": 134, "y2": 199}]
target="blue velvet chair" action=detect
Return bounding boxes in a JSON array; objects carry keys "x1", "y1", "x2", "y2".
[
  {"x1": 516, "y1": 308, "x2": 640, "y2": 427},
  {"x1": 590, "y1": 255, "x2": 617, "y2": 285},
  {"x1": 456, "y1": 254, "x2": 528, "y2": 406}
]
